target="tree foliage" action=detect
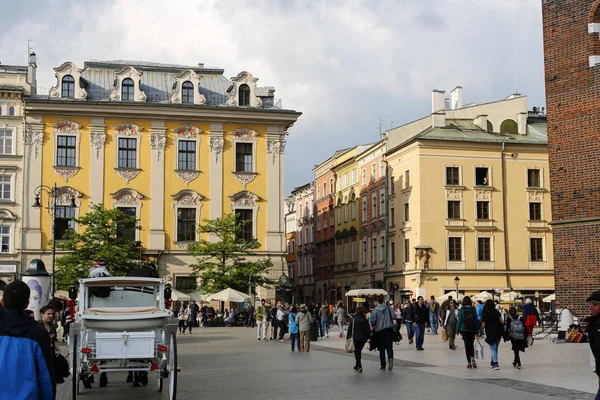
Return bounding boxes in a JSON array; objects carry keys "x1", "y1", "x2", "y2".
[
  {"x1": 54, "y1": 204, "x2": 142, "y2": 290},
  {"x1": 188, "y1": 213, "x2": 275, "y2": 293}
]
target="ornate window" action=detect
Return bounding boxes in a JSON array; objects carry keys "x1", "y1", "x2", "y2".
[
  {"x1": 52, "y1": 186, "x2": 82, "y2": 239},
  {"x1": 0, "y1": 175, "x2": 12, "y2": 201},
  {"x1": 530, "y1": 238, "x2": 544, "y2": 261},
  {"x1": 227, "y1": 71, "x2": 262, "y2": 108},
  {"x1": 61, "y1": 75, "x2": 75, "y2": 98},
  {"x1": 113, "y1": 123, "x2": 142, "y2": 184},
  {"x1": 448, "y1": 237, "x2": 463, "y2": 261},
  {"x1": 172, "y1": 190, "x2": 203, "y2": 248},
  {"x1": 52, "y1": 120, "x2": 81, "y2": 182},
  {"x1": 8, "y1": 107, "x2": 14, "y2": 116},
  {"x1": 446, "y1": 166, "x2": 460, "y2": 185},
  {"x1": 231, "y1": 127, "x2": 258, "y2": 187},
  {"x1": 0, "y1": 226, "x2": 10, "y2": 253},
  {"x1": 111, "y1": 189, "x2": 143, "y2": 241},
  {"x1": 182, "y1": 81, "x2": 194, "y2": 104},
  {"x1": 229, "y1": 191, "x2": 260, "y2": 239},
  {"x1": 122, "y1": 78, "x2": 135, "y2": 101},
  {"x1": 173, "y1": 124, "x2": 201, "y2": 186},
  {"x1": 0, "y1": 129, "x2": 14, "y2": 155},
  {"x1": 239, "y1": 84, "x2": 250, "y2": 106}
]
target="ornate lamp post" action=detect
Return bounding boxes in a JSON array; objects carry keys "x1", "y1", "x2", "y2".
[
  {"x1": 32, "y1": 183, "x2": 77, "y2": 297},
  {"x1": 454, "y1": 276, "x2": 460, "y2": 298}
]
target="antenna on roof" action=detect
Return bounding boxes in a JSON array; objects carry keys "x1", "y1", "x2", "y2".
[{"x1": 514, "y1": 69, "x2": 518, "y2": 95}]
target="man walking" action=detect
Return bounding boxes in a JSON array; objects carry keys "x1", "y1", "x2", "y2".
[
  {"x1": 585, "y1": 291, "x2": 600, "y2": 399},
  {"x1": 319, "y1": 302, "x2": 330, "y2": 338},
  {"x1": 370, "y1": 295, "x2": 394, "y2": 370},
  {"x1": 413, "y1": 296, "x2": 429, "y2": 351},
  {"x1": 246, "y1": 301, "x2": 255, "y2": 328},
  {"x1": 402, "y1": 301, "x2": 415, "y2": 345},
  {"x1": 0, "y1": 280, "x2": 55, "y2": 399},
  {"x1": 428, "y1": 295, "x2": 440, "y2": 335},
  {"x1": 256, "y1": 299, "x2": 268, "y2": 340}
]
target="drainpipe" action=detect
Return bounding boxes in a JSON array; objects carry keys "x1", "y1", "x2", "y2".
[
  {"x1": 500, "y1": 142, "x2": 512, "y2": 290},
  {"x1": 383, "y1": 155, "x2": 389, "y2": 300},
  {"x1": 18, "y1": 105, "x2": 27, "y2": 279}
]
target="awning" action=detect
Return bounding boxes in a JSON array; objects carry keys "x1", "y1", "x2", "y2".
[{"x1": 345, "y1": 289, "x2": 387, "y2": 297}]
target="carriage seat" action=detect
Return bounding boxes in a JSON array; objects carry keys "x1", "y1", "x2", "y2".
[{"x1": 85, "y1": 306, "x2": 161, "y2": 315}]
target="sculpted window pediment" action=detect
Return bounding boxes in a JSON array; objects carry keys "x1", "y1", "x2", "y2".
[
  {"x1": 0, "y1": 209, "x2": 16, "y2": 221},
  {"x1": 110, "y1": 188, "x2": 144, "y2": 207},
  {"x1": 49, "y1": 62, "x2": 88, "y2": 100},
  {"x1": 226, "y1": 71, "x2": 262, "y2": 108},
  {"x1": 170, "y1": 70, "x2": 206, "y2": 105},
  {"x1": 229, "y1": 190, "x2": 260, "y2": 210},
  {"x1": 172, "y1": 190, "x2": 204, "y2": 207},
  {"x1": 110, "y1": 66, "x2": 147, "y2": 102}
]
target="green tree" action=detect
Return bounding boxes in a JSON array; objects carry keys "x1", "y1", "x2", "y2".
[
  {"x1": 188, "y1": 213, "x2": 275, "y2": 293},
  {"x1": 54, "y1": 203, "x2": 142, "y2": 289}
]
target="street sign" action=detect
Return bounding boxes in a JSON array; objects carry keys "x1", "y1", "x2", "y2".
[{"x1": 409, "y1": 290, "x2": 414, "y2": 297}]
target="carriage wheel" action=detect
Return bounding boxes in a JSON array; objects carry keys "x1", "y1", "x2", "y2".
[
  {"x1": 71, "y1": 333, "x2": 79, "y2": 399},
  {"x1": 168, "y1": 333, "x2": 177, "y2": 400}
]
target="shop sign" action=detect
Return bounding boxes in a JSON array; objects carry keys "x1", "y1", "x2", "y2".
[
  {"x1": 426, "y1": 277, "x2": 438, "y2": 281},
  {"x1": 0, "y1": 265, "x2": 16, "y2": 274}
]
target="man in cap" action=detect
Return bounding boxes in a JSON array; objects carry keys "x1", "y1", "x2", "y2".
[{"x1": 586, "y1": 290, "x2": 600, "y2": 399}]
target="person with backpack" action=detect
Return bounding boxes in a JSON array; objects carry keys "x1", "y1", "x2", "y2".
[
  {"x1": 504, "y1": 306, "x2": 528, "y2": 369},
  {"x1": 413, "y1": 296, "x2": 429, "y2": 351},
  {"x1": 428, "y1": 295, "x2": 440, "y2": 335},
  {"x1": 442, "y1": 299, "x2": 459, "y2": 350},
  {"x1": 480, "y1": 299, "x2": 504, "y2": 370},
  {"x1": 456, "y1": 296, "x2": 480, "y2": 369},
  {"x1": 295, "y1": 304, "x2": 314, "y2": 352}
]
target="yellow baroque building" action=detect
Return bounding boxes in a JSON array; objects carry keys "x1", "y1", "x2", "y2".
[
  {"x1": 385, "y1": 87, "x2": 554, "y2": 302},
  {"x1": 23, "y1": 60, "x2": 300, "y2": 299}
]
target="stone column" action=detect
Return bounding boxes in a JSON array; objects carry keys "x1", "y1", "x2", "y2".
[
  {"x1": 208, "y1": 123, "x2": 224, "y2": 242},
  {"x1": 148, "y1": 120, "x2": 166, "y2": 250},
  {"x1": 265, "y1": 126, "x2": 286, "y2": 253},
  {"x1": 88, "y1": 118, "x2": 106, "y2": 205},
  {"x1": 23, "y1": 117, "x2": 44, "y2": 250}
]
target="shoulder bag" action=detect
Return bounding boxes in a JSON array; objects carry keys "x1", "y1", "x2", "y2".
[{"x1": 345, "y1": 318, "x2": 355, "y2": 353}]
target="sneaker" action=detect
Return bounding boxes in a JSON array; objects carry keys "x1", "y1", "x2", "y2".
[
  {"x1": 278, "y1": 339, "x2": 284, "y2": 342},
  {"x1": 353, "y1": 366, "x2": 358, "y2": 371},
  {"x1": 380, "y1": 366, "x2": 386, "y2": 371},
  {"x1": 492, "y1": 364, "x2": 499, "y2": 370},
  {"x1": 416, "y1": 347, "x2": 424, "y2": 351},
  {"x1": 258, "y1": 338, "x2": 261, "y2": 341},
  {"x1": 517, "y1": 363, "x2": 522, "y2": 369},
  {"x1": 388, "y1": 359, "x2": 394, "y2": 371},
  {"x1": 471, "y1": 359, "x2": 478, "y2": 369},
  {"x1": 466, "y1": 364, "x2": 472, "y2": 369},
  {"x1": 326, "y1": 334, "x2": 329, "y2": 338},
  {"x1": 408, "y1": 340, "x2": 413, "y2": 345},
  {"x1": 358, "y1": 367, "x2": 363, "y2": 373}
]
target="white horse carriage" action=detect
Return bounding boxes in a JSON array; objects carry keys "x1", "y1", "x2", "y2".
[{"x1": 69, "y1": 277, "x2": 178, "y2": 399}]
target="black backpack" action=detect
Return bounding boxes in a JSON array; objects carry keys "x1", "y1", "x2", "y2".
[{"x1": 462, "y1": 307, "x2": 476, "y2": 331}]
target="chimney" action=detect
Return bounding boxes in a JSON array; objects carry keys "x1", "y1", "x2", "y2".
[
  {"x1": 474, "y1": 115, "x2": 488, "y2": 131},
  {"x1": 432, "y1": 90, "x2": 445, "y2": 113},
  {"x1": 517, "y1": 112, "x2": 528, "y2": 135},
  {"x1": 451, "y1": 86, "x2": 462, "y2": 110},
  {"x1": 432, "y1": 112, "x2": 446, "y2": 128},
  {"x1": 27, "y1": 51, "x2": 37, "y2": 95}
]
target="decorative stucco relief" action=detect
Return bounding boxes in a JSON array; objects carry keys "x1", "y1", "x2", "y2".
[{"x1": 209, "y1": 137, "x2": 224, "y2": 162}]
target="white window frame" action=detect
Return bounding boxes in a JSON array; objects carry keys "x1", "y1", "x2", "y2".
[
  {"x1": 53, "y1": 120, "x2": 82, "y2": 168},
  {"x1": 114, "y1": 122, "x2": 142, "y2": 170},
  {"x1": 372, "y1": 193, "x2": 377, "y2": 218},
  {"x1": 352, "y1": 170, "x2": 357, "y2": 185},
  {"x1": 110, "y1": 188, "x2": 144, "y2": 242},
  {"x1": 229, "y1": 190, "x2": 260, "y2": 240},
  {"x1": 173, "y1": 190, "x2": 204, "y2": 245},
  {"x1": 174, "y1": 125, "x2": 202, "y2": 172},
  {"x1": 371, "y1": 164, "x2": 376, "y2": 181},
  {"x1": 231, "y1": 127, "x2": 258, "y2": 174},
  {"x1": 444, "y1": 165, "x2": 462, "y2": 186},
  {"x1": 0, "y1": 211, "x2": 16, "y2": 254},
  {"x1": 52, "y1": 186, "x2": 82, "y2": 234},
  {"x1": 528, "y1": 234, "x2": 546, "y2": 263},
  {"x1": 372, "y1": 237, "x2": 377, "y2": 264},
  {"x1": 381, "y1": 160, "x2": 386, "y2": 179},
  {"x1": 380, "y1": 191, "x2": 385, "y2": 217},
  {"x1": 526, "y1": 167, "x2": 544, "y2": 189},
  {"x1": 345, "y1": 173, "x2": 349, "y2": 187},
  {"x1": 344, "y1": 203, "x2": 349, "y2": 222},
  {"x1": 474, "y1": 165, "x2": 492, "y2": 186},
  {"x1": 476, "y1": 235, "x2": 494, "y2": 262},
  {"x1": 0, "y1": 127, "x2": 15, "y2": 155},
  {"x1": 390, "y1": 240, "x2": 396, "y2": 266},
  {"x1": 0, "y1": 224, "x2": 12, "y2": 253},
  {"x1": 447, "y1": 236, "x2": 464, "y2": 262},
  {"x1": 0, "y1": 173, "x2": 14, "y2": 202},
  {"x1": 380, "y1": 234, "x2": 385, "y2": 262},
  {"x1": 362, "y1": 169, "x2": 366, "y2": 186},
  {"x1": 361, "y1": 196, "x2": 367, "y2": 222},
  {"x1": 351, "y1": 200, "x2": 357, "y2": 220},
  {"x1": 323, "y1": 182, "x2": 327, "y2": 197},
  {"x1": 362, "y1": 239, "x2": 367, "y2": 265}
]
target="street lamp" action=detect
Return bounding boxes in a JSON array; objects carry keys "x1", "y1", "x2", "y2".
[
  {"x1": 32, "y1": 183, "x2": 77, "y2": 297},
  {"x1": 454, "y1": 276, "x2": 460, "y2": 298}
]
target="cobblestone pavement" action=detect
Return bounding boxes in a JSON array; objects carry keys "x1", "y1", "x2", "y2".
[{"x1": 57, "y1": 325, "x2": 596, "y2": 400}]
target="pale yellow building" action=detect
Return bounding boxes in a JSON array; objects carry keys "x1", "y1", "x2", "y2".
[{"x1": 385, "y1": 87, "x2": 553, "y2": 301}]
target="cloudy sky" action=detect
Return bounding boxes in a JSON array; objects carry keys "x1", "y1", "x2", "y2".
[{"x1": 1, "y1": 0, "x2": 545, "y2": 194}]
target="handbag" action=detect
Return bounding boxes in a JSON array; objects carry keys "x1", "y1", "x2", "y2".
[
  {"x1": 475, "y1": 339, "x2": 485, "y2": 360},
  {"x1": 55, "y1": 353, "x2": 70, "y2": 384},
  {"x1": 345, "y1": 318, "x2": 355, "y2": 353},
  {"x1": 441, "y1": 327, "x2": 448, "y2": 342}
]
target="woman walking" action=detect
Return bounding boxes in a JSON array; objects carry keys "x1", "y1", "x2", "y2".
[
  {"x1": 402, "y1": 301, "x2": 415, "y2": 345},
  {"x1": 347, "y1": 306, "x2": 370, "y2": 373},
  {"x1": 480, "y1": 299, "x2": 504, "y2": 370},
  {"x1": 505, "y1": 306, "x2": 528, "y2": 368},
  {"x1": 336, "y1": 302, "x2": 346, "y2": 338},
  {"x1": 289, "y1": 306, "x2": 300, "y2": 351},
  {"x1": 456, "y1": 296, "x2": 480, "y2": 369},
  {"x1": 443, "y1": 300, "x2": 458, "y2": 350},
  {"x1": 178, "y1": 304, "x2": 189, "y2": 335}
]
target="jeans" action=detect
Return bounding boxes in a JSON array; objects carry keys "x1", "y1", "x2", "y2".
[
  {"x1": 321, "y1": 318, "x2": 329, "y2": 336},
  {"x1": 405, "y1": 322, "x2": 415, "y2": 341},
  {"x1": 415, "y1": 322, "x2": 425, "y2": 349},
  {"x1": 376, "y1": 330, "x2": 394, "y2": 367},
  {"x1": 338, "y1": 319, "x2": 344, "y2": 337},
  {"x1": 429, "y1": 313, "x2": 439, "y2": 334},
  {"x1": 272, "y1": 320, "x2": 279, "y2": 339},
  {"x1": 354, "y1": 340, "x2": 366, "y2": 368},
  {"x1": 489, "y1": 340, "x2": 500, "y2": 364},
  {"x1": 256, "y1": 321, "x2": 266, "y2": 339},
  {"x1": 596, "y1": 385, "x2": 600, "y2": 400},
  {"x1": 462, "y1": 331, "x2": 476, "y2": 363},
  {"x1": 290, "y1": 332, "x2": 300, "y2": 350}
]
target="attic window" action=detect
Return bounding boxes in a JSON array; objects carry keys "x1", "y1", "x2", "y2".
[
  {"x1": 239, "y1": 84, "x2": 250, "y2": 106},
  {"x1": 182, "y1": 81, "x2": 194, "y2": 104},
  {"x1": 122, "y1": 78, "x2": 135, "y2": 101},
  {"x1": 62, "y1": 75, "x2": 75, "y2": 98},
  {"x1": 475, "y1": 167, "x2": 489, "y2": 186}
]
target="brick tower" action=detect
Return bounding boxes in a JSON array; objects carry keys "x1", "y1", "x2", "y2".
[{"x1": 543, "y1": 0, "x2": 600, "y2": 316}]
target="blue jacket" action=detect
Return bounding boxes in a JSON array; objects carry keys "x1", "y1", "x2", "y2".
[
  {"x1": 0, "y1": 308, "x2": 55, "y2": 399},
  {"x1": 288, "y1": 312, "x2": 299, "y2": 334},
  {"x1": 476, "y1": 303, "x2": 484, "y2": 321}
]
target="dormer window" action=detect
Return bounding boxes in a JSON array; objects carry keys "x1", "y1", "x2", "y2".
[
  {"x1": 61, "y1": 75, "x2": 75, "y2": 98},
  {"x1": 122, "y1": 78, "x2": 135, "y2": 101},
  {"x1": 182, "y1": 81, "x2": 194, "y2": 104},
  {"x1": 239, "y1": 84, "x2": 250, "y2": 106}
]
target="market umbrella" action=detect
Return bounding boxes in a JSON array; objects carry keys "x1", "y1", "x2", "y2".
[
  {"x1": 436, "y1": 291, "x2": 464, "y2": 302},
  {"x1": 472, "y1": 291, "x2": 494, "y2": 302},
  {"x1": 188, "y1": 290, "x2": 211, "y2": 303},
  {"x1": 170, "y1": 289, "x2": 191, "y2": 302},
  {"x1": 54, "y1": 290, "x2": 69, "y2": 300},
  {"x1": 500, "y1": 291, "x2": 520, "y2": 302},
  {"x1": 345, "y1": 289, "x2": 388, "y2": 297},
  {"x1": 206, "y1": 288, "x2": 250, "y2": 303},
  {"x1": 543, "y1": 293, "x2": 555, "y2": 303}
]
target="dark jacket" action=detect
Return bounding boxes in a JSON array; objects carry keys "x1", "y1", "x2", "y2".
[
  {"x1": 588, "y1": 313, "x2": 600, "y2": 377},
  {"x1": 457, "y1": 305, "x2": 480, "y2": 333},
  {"x1": 505, "y1": 316, "x2": 528, "y2": 352},
  {"x1": 414, "y1": 303, "x2": 429, "y2": 324},
  {"x1": 481, "y1": 309, "x2": 504, "y2": 344},
  {"x1": 0, "y1": 308, "x2": 55, "y2": 400},
  {"x1": 347, "y1": 315, "x2": 371, "y2": 342},
  {"x1": 402, "y1": 305, "x2": 415, "y2": 322}
]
